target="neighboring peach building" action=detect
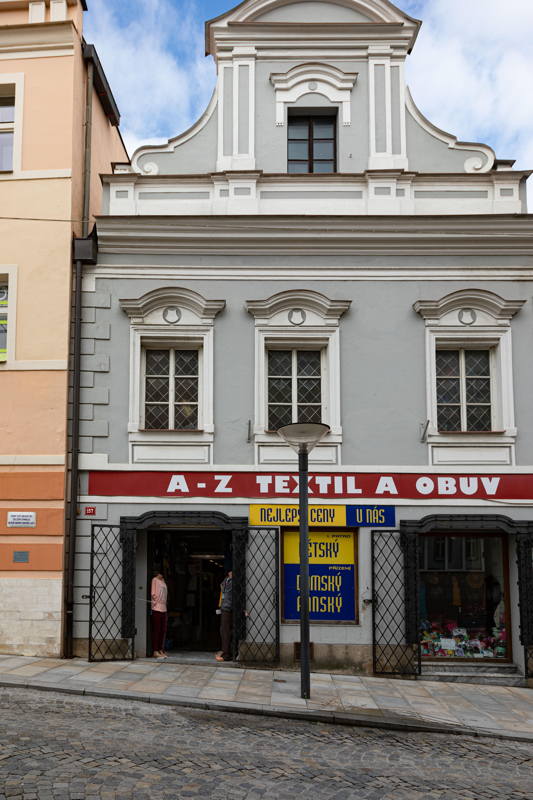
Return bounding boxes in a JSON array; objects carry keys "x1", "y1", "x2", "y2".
[{"x1": 0, "y1": 0, "x2": 128, "y2": 655}]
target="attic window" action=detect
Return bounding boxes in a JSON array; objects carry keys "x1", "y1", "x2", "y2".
[{"x1": 287, "y1": 112, "x2": 336, "y2": 174}]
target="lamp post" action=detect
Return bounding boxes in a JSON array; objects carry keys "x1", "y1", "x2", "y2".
[{"x1": 276, "y1": 422, "x2": 330, "y2": 699}]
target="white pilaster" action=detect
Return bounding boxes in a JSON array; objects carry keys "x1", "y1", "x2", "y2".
[
  {"x1": 28, "y1": 1, "x2": 45, "y2": 23},
  {"x1": 368, "y1": 48, "x2": 408, "y2": 171}
]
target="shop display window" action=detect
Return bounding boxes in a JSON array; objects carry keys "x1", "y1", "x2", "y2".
[{"x1": 419, "y1": 534, "x2": 508, "y2": 659}]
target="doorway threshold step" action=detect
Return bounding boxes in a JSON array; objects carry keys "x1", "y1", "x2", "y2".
[
  {"x1": 422, "y1": 661, "x2": 519, "y2": 675},
  {"x1": 147, "y1": 652, "x2": 241, "y2": 668},
  {"x1": 419, "y1": 670, "x2": 525, "y2": 687}
]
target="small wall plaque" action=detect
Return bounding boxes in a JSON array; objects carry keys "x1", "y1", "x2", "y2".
[
  {"x1": 7, "y1": 512, "x2": 36, "y2": 528},
  {"x1": 13, "y1": 551, "x2": 29, "y2": 564}
]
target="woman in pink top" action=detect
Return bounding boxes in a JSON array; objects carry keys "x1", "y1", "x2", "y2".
[{"x1": 151, "y1": 567, "x2": 168, "y2": 658}]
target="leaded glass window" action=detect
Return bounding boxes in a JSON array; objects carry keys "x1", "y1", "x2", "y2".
[
  {"x1": 436, "y1": 349, "x2": 492, "y2": 432},
  {"x1": 267, "y1": 349, "x2": 322, "y2": 430},
  {"x1": 144, "y1": 348, "x2": 199, "y2": 430}
]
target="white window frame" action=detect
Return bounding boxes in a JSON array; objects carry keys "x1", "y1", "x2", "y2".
[
  {"x1": 120, "y1": 287, "x2": 225, "y2": 465},
  {"x1": 0, "y1": 75, "x2": 24, "y2": 176},
  {"x1": 414, "y1": 289, "x2": 524, "y2": 466},
  {"x1": 246, "y1": 290, "x2": 351, "y2": 465}
]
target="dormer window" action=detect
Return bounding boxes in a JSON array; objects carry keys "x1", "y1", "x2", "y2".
[{"x1": 287, "y1": 113, "x2": 336, "y2": 174}]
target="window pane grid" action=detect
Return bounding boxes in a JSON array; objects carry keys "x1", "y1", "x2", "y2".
[
  {"x1": 144, "y1": 348, "x2": 199, "y2": 430},
  {"x1": 287, "y1": 116, "x2": 336, "y2": 174},
  {"x1": 267, "y1": 348, "x2": 322, "y2": 430},
  {"x1": 436, "y1": 349, "x2": 492, "y2": 432}
]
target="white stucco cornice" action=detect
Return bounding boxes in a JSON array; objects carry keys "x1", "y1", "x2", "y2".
[
  {"x1": 205, "y1": 0, "x2": 421, "y2": 58},
  {"x1": 96, "y1": 215, "x2": 533, "y2": 259},
  {"x1": 119, "y1": 287, "x2": 226, "y2": 324},
  {"x1": 413, "y1": 290, "x2": 525, "y2": 323},
  {"x1": 246, "y1": 289, "x2": 351, "y2": 324},
  {"x1": 270, "y1": 63, "x2": 357, "y2": 125}
]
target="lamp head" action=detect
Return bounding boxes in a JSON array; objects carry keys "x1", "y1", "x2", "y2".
[{"x1": 276, "y1": 422, "x2": 330, "y2": 454}]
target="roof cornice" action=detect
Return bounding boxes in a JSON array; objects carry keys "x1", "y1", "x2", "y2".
[{"x1": 95, "y1": 214, "x2": 533, "y2": 257}]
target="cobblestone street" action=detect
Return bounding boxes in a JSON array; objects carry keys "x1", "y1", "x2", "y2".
[{"x1": 0, "y1": 688, "x2": 532, "y2": 800}]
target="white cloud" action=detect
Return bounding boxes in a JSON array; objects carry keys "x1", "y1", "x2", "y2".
[
  {"x1": 399, "y1": 0, "x2": 533, "y2": 200},
  {"x1": 84, "y1": 0, "x2": 215, "y2": 158}
]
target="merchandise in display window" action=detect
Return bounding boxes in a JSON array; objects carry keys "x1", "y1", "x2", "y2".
[{"x1": 419, "y1": 534, "x2": 508, "y2": 659}]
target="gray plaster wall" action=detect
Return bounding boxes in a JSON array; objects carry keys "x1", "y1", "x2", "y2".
[
  {"x1": 136, "y1": 98, "x2": 218, "y2": 176},
  {"x1": 256, "y1": 1, "x2": 372, "y2": 22},
  {"x1": 406, "y1": 109, "x2": 492, "y2": 173},
  {"x1": 79, "y1": 272, "x2": 533, "y2": 467},
  {"x1": 130, "y1": 53, "x2": 497, "y2": 177}
]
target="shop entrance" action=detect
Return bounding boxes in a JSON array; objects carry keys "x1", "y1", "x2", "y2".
[
  {"x1": 147, "y1": 529, "x2": 231, "y2": 655},
  {"x1": 419, "y1": 533, "x2": 511, "y2": 660}
]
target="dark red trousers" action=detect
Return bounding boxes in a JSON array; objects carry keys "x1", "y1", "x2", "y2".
[
  {"x1": 151, "y1": 610, "x2": 167, "y2": 654},
  {"x1": 220, "y1": 610, "x2": 233, "y2": 661}
]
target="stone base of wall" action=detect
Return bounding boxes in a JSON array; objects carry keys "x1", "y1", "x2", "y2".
[
  {"x1": 0, "y1": 577, "x2": 62, "y2": 657},
  {"x1": 280, "y1": 643, "x2": 373, "y2": 674}
]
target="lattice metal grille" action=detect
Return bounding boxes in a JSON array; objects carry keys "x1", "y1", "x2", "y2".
[
  {"x1": 88, "y1": 524, "x2": 135, "y2": 662},
  {"x1": 517, "y1": 532, "x2": 533, "y2": 679},
  {"x1": 233, "y1": 527, "x2": 280, "y2": 663},
  {"x1": 372, "y1": 530, "x2": 420, "y2": 675}
]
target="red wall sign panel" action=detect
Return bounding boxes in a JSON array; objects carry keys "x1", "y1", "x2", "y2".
[{"x1": 88, "y1": 471, "x2": 533, "y2": 501}]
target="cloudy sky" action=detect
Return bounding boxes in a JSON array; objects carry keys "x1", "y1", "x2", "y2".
[{"x1": 85, "y1": 0, "x2": 533, "y2": 193}]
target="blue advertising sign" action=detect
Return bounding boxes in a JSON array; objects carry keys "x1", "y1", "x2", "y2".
[
  {"x1": 346, "y1": 505, "x2": 396, "y2": 527},
  {"x1": 283, "y1": 530, "x2": 357, "y2": 623}
]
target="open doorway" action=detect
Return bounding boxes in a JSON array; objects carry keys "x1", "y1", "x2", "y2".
[{"x1": 147, "y1": 529, "x2": 232, "y2": 655}]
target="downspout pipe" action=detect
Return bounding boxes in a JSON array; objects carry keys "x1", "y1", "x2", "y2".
[
  {"x1": 65, "y1": 232, "x2": 97, "y2": 658},
  {"x1": 82, "y1": 57, "x2": 94, "y2": 238},
  {"x1": 64, "y1": 52, "x2": 95, "y2": 658}
]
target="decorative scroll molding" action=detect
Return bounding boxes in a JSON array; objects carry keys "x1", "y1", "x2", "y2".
[
  {"x1": 405, "y1": 88, "x2": 495, "y2": 174},
  {"x1": 270, "y1": 63, "x2": 357, "y2": 125},
  {"x1": 246, "y1": 289, "x2": 351, "y2": 324},
  {"x1": 413, "y1": 289, "x2": 525, "y2": 324},
  {"x1": 131, "y1": 90, "x2": 217, "y2": 175},
  {"x1": 120, "y1": 287, "x2": 225, "y2": 324}
]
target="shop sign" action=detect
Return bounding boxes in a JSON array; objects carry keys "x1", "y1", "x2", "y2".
[
  {"x1": 88, "y1": 470, "x2": 533, "y2": 501},
  {"x1": 7, "y1": 512, "x2": 36, "y2": 528},
  {"x1": 346, "y1": 505, "x2": 396, "y2": 527},
  {"x1": 250, "y1": 504, "x2": 395, "y2": 527},
  {"x1": 283, "y1": 530, "x2": 357, "y2": 622},
  {"x1": 250, "y1": 504, "x2": 345, "y2": 526}
]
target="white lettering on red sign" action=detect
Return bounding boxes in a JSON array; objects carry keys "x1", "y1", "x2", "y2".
[{"x1": 84, "y1": 506, "x2": 96, "y2": 516}]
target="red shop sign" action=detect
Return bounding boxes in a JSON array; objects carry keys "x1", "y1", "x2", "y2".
[{"x1": 88, "y1": 471, "x2": 533, "y2": 501}]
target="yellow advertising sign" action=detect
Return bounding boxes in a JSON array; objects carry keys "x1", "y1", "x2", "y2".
[
  {"x1": 283, "y1": 529, "x2": 354, "y2": 565},
  {"x1": 249, "y1": 504, "x2": 346, "y2": 527}
]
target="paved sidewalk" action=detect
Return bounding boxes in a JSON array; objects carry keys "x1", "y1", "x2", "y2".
[{"x1": 0, "y1": 654, "x2": 532, "y2": 742}]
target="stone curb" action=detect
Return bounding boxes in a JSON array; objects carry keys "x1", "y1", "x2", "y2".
[{"x1": 0, "y1": 677, "x2": 531, "y2": 744}]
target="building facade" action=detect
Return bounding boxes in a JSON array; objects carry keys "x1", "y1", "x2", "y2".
[
  {"x1": 0, "y1": 0, "x2": 127, "y2": 656},
  {"x1": 73, "y1": 0, "x2": 533, "y2": 683}
]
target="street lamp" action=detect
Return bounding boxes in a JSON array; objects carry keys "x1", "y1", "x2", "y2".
[{"x1": 276, "y1": 422, "x2": 330, "y2": 699}]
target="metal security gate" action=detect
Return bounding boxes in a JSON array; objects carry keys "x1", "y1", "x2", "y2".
[
  {"x1": 233, "y1": 527, "x2": 280, "y2": 663},
  {"x1": 517, "y1": 532, "x2": 533, "y2": 679},
  {"x1": 88, "y1": 523, "x2": 135, "y2": 661},
  {"x1": 372, "y1": 530, "x2": 420, "y2": 675}
]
